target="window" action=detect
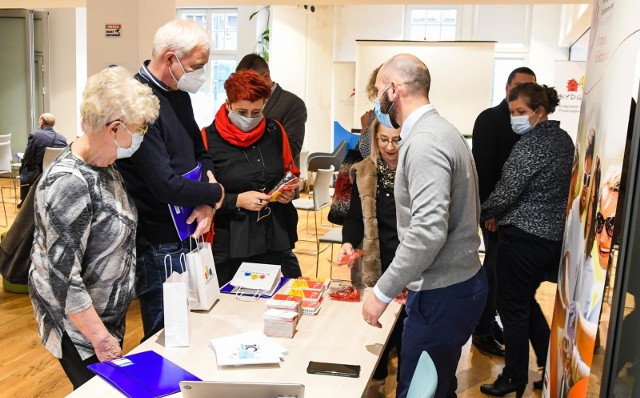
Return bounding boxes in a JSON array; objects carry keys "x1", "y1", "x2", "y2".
[
  {"x1": 406, "y1": 6, "x2": 458, "y2": 41},
  {"x1": 177, "y1": 8, "x2": 238, "y2": 128}
]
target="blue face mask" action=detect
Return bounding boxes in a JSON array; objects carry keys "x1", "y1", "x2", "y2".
[
  {"x1": 510, "y1": 109, "x2": 540, "y2": 135},
  {"x1": 374, "y1": 84, "x2": 398, "y2": 129}
]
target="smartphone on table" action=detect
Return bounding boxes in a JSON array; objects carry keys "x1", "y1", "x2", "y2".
[{"x1": 306, "y1": 361, "x2": 361, "y2": 378}]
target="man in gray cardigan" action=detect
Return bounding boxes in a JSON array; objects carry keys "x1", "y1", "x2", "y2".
[{"x1": 363, "y1": 54, "x2": 488, "y2": 398}]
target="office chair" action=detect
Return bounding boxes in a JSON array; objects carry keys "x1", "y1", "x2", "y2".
[
  {"x1": 407, "y1": 351, "x2": 438, "y2": 398},
  {"x1": 292, "y1": 166, "x2": 334, "y2": 276},
  {"x1": 42, "y1": 147, "x2": 65, "y2": 172},
  {"x1": 317, "y1": 227, "x2": 342, "y2": 279}
]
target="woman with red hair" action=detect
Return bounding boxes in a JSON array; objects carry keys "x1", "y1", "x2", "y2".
[{"x1": 203, "y1": 70, "x2": 300, "y2": 285}]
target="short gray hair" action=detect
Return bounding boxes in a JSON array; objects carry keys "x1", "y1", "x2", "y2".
[
  {"x1": 80, "y1": 67, "x2": 159, "y2": 134},
  {"x1": 152, "y1": 19, "x2": 210, "y2": 60}
]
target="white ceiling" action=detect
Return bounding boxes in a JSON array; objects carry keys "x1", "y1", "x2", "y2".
[{"x1": 2, "y1": 1, "x2": 591, "y2": 8}]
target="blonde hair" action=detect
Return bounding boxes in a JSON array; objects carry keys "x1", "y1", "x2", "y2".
[
  {"x1": 152, "y1": 19, "x2": 210, "y2": 60},
  {"x1": 80, "y1": 66, "x2": 160, "y2": 134}
]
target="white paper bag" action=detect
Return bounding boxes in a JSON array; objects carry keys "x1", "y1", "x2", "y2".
[
  {"x1": 162, "y1": 255, "x2": 190, "y2": 347},
  {"x1": 230, "y1": 263, "x2": 282, "y2": 299},
  {"x1": 185, "y1": 240, "x2": 220, "y2": 311}
]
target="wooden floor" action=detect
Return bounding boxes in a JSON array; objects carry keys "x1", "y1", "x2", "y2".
[{"x1": 0, "y1": 181, "x2": 551, "y2": 398}]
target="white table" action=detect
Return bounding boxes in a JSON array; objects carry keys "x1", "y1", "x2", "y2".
[{"x1": 70, "y1": 289, "x2": 401, "y2": 398}]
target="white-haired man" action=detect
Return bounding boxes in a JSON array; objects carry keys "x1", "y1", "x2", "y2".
[{"x1": 117, "y1": 20, "x2": 224, "y2": 341}]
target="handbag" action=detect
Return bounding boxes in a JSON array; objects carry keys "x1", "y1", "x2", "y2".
[
  {"x1": 162, "y1": 254, "x2": 190, "y2": 347},
  {"x1": 185, "y1": 239, "x2": 220, "y2": 311},
  {"x1": 327, "y1": 149, "x2": 363, "y2": 225}
]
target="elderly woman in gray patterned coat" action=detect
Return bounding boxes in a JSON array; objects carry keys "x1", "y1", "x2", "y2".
[
  {"x1": 28, "y1": 66, "x2": 159, "y2": 389},
  {"x1": 479, "y1": 82, "x2": 574, "y2": 398}
]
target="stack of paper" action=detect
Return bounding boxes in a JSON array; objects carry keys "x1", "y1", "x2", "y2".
[
  {"x1": 263, "y1": 308, "x2": 299, "y2": 338},
  {"x1": 301, "y1": 300, "x2": 322, "y2": 316},
  {"x1": 266, "y1": 295, "x2": 302, "y2": 317},
  {"x1": 282, "y1": 277, "x2": 329, "y2": 312},
  {"x1": 208, "y1": 331, "x2": 287, "y2": 367}
]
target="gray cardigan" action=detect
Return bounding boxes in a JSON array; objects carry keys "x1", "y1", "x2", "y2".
[{"x1": 376, "y1": 109, "x2": 482, "y2": 299}]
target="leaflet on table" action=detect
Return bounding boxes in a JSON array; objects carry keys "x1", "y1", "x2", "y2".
[
  {"x1": 87, "y1": 350, "x2": 200, "y2": 398},
  {"x1": 168, "y1": 162, "x2": 202, "y2": 241},
  {"x1": 284, "y1": 277, "x2": 331, "y2": 291},
  {"x1": 220, "y1": 277, "x2": 289, "y2": 299},
  {"x1": 208, "y1": 331, "x2": 288, "y2": 366},
  {"x1": 267, "y1": 171, "x2": 299, "y2": 202}
]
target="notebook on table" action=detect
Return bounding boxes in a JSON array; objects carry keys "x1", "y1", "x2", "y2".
[{"x1": 180, "y1": 381, "x2": 305, "y2": 398}]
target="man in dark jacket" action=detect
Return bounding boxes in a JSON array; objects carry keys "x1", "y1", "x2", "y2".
[
  {"x1": 116, "y1": 20, "x2": 224, "y2": 341},
  {"x1": 471, "y1": 66, "x2": 536, "y2": 357},
  {"x1": 19, "y1": 113, "x2": 67, "y2": 203}
]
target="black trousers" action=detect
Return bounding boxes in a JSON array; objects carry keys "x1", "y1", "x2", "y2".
[
  {"x1": 58, "y1": 332, "x2": 99, "y2": 390},
  {"x1": 496, "y1": 225, "x2": 559, "y2": 385},
  {"x1": 474, "y1": 226, "x2": 501, "y2": 336}
]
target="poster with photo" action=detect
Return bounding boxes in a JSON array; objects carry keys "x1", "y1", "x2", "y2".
[
  {"x1": 543, "y1": 0, "x2": 640, "y2": 397},
  {"x1": 553, "y1": 61, "x2": 586, "y2": 143}
]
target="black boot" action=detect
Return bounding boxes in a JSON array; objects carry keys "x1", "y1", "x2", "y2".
[
  {"x1": 480, "y1": 375, "x2": 525, "y2": 398},
  {"x1": 472, "y1": 335, "x2": 505, "y2": 357}
]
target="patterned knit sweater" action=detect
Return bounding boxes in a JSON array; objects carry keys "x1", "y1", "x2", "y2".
[
  {"x1": 29, "y1": 146, "x2": 137, "y2": 360},
  {"x1": 481, "y1": 120, "x2": 574, "y2": 241}
]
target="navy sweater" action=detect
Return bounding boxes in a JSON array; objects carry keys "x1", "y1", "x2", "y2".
[{"x1": 116, "y1": 63, "x2": 222, "y2": 245}]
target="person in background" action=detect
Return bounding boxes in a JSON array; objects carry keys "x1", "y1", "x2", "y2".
[
  {"x1": 203, "y1": 70, "x2": 300, "y2": 286},
  {"x1": 235, "y1": 53, "x2": 306, "y2": 169},
  {"x1": 471, "y1": 67, "x2": 536, "y2": 358},
  {"x1": 116, "y1": 19, "x2": 224, "y2": 341},
  {"x1": 338, "y1": 119, "x2": 404, "y2": 398},
  {"x1": 28, "y1": 66, "x2": 159, "y2": 389},
  {"x1": 363, "y1": 54, "x2": 488, "y2": 398},
  {"x1": 357, "y1": 65, "x2": 383, "y2": 159},
  {"x1": 235, "y1": 53, "x2": 306, "y2": 276},
  {"x1": 480, "y1": 82, "x2": 574, "y2": 397},
  {"x1": 18, "y1": 113, "x2": 67, "y2": 206}
]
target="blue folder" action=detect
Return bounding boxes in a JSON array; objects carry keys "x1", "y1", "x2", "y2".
[
  {"x1": 168, "y1": 162, "x2": 202, "y2": 241},
  {"x1": 87, "y1": 350, "x2": 201, "y2": 398}
]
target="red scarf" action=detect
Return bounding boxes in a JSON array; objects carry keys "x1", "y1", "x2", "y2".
[
  {"x1": 206, "y1": 104, "x2": 299, "y2": 176},
  {"x1": 214, "y1": 103, "x2": 266, "y2": 147}
]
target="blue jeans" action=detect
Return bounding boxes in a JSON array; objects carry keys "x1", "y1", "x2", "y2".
[
  {"x1": 135, "y1": 239, "x2": 192, "y2": 342},
  {"x1": 397, "y1": 268, "x2": 488, "y2": 398}
]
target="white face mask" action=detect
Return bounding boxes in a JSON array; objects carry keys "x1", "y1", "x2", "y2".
[
  {"x1": 115, "y1": 124, "x2": 144, "y2": 159},
  {"x1": 170, "y1": 54, "x2": 206, "y2": 94},
  {"x1": 228, "y1": 111, "x2": 264, "y2": 132}
]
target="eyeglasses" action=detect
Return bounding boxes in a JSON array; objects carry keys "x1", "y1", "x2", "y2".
[
  {"x1": 595, "y1": 211, "x2": 615, "y2": 237},
  {"x1": 377, "y1": 137, "x2": 401, "y2": 147},
  {"x1": 106, "y1": 119, "x2": 149, "y2": 135},
  {"x1": 583, "y1": 170, "x2": 592, "y2": 187}
]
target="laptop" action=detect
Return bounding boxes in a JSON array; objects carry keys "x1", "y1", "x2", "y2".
[{"x1": 180, "y1": 381, "x2": 305, "y2": 398}]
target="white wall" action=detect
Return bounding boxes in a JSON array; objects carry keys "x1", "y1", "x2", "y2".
[
  {"x1": 86, "y1": 0, "x2": 174, "y2": 75},
  {"x1": 332, "y1": 5, "x2": 404, "y2": 62},
  {"x1": 48, "y1": 8, "x2": 82, "y2": 140},
  {"x1": 270, "y1": 5, "x2": 334, "y2": 153},
  {"x1": 529, "y1": 5, "x2": 570, "y2": 85}
]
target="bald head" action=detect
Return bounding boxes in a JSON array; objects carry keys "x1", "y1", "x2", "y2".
[
  {"x1": 39, "y1": 113, "x2": 55, "y2": 128},
  {"x1": 379, "y1": 54, "x2": 431, "y2": 100}
]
